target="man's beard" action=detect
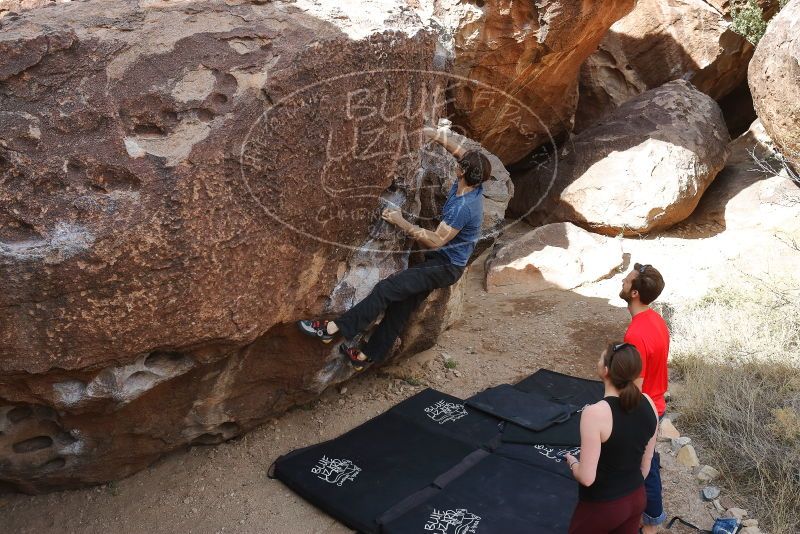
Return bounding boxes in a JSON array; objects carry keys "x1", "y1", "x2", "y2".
[{"x1": 619, "y1": 288, "x2": 632, "y2": 303}]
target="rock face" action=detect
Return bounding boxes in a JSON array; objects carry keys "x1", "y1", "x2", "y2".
[
  {"x1": 575, "y1": 0, "x2": 753, "y2": 131},
  {"x1": 0, "y1": 0, "x2": 511, "y2": 492},
  {"x1": 691, "y1": 120, "x2": 800, "y2": 232},
  {"x1": 749, "y1": 0, "x2": 800, "y2": 171},
  {"x1": 485, "y1": 222, "x2": 623, "y2": 294},
  {"x1": 509, "y1": 80, "x2": 731, "y2": 236},
  {"x1": 0, "y1": 0, "x2": 66, "y2": 19},
  {"x1": 414, "y1": 0, "x2": 636, "y2": 164}
]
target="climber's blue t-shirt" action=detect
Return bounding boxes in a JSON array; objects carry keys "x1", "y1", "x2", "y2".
[{"x1": 439, "y1": 182, "x2": 484, "y2": 267}]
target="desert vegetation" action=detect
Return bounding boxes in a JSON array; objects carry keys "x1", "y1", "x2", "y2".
[{"x1": 668, "y1": 275, "x2": 800, "y2": 533}]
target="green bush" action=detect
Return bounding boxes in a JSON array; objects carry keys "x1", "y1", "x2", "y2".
[
  {"x1": 731, "y1": 0, "x2": 769, "y2": 45},
  {"x1": 731, "y1": 0, "x2": 791, "y2": 45}
]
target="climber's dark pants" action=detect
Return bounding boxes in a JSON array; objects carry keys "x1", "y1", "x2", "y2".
[{"x1": 335, "y1": 251, "x2": 464, "y2": 363}]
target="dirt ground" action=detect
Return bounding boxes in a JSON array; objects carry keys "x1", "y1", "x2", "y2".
[{"x1": 3, "y1": 219, "x2": 796, "y2": 534}]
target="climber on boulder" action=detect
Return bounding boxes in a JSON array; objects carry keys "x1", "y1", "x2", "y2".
[{"x1": 298, "y1": 125, "x2": 491, "y2": 370}]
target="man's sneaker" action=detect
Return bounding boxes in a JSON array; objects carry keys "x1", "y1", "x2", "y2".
[
  {"x1": 339, "y1": 343, "x2": 371, "y2": 372},
  {"x1": 297, "y1": 319, "x2": 337, "y2": 343}
]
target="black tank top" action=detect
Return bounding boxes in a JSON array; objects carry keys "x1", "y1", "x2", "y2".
[{"x1": 579, "y1": 395, "x2": 657, "y2": 502}]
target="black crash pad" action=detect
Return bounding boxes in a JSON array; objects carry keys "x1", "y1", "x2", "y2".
[
  {"x1": 499, "y1": 369, "x2": 605, "y2": 447},
  {"x1": 501, "y1": 412, "x2": 583, "y2": 447},
  {"x1": 466, "y1": 384, "x2": 576, "y2": 432},
  {"x1": 492, "y1": 442, "x2": 579, "y2": 480},
  {"x1": 388, "y1": 388, "x2": 503, "y2": 448},
  {"x1": 379, "y1": 452, "x2": 578, "y2": 534},
  {"x1": 272, "y1": 375, "x2": 595, "y2": 533},
  {"x1": 271, "y1": 409, "x2": 477, "y2": 534},
  {"x1": 515, "y1": 368, "x2": 604, "y2": 407}
]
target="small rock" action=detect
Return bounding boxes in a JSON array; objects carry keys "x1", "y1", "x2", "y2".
[
  {"x1": 742, "y1": 519, "x2": 758, "y2": 527},
  {"x1": 701, "y1": 486, "x2": 720, "y2": 501},
  {"x1": 740, "y1": 527, "x2": 761, "y2": 534},
  {"x1": 696, "y1": 465, "x2": 720, "y2": 482},
  {"x1": 712, "y1": 499, "x2": 725, "y2": 513},
  {"x1": 676, "y1": 444, "x2": 700, "y2": 468},
  {"x1": 453, "y1": 370, "x2": 461, "y2": 378},
  {"x1": 664, "y1": 411, "x2": 681, "y2": 423},
  {"x1": 339, "y1": 386, "x2": 347, "y2": 395},
  {"x1": 725, "y1": 507, "x2": 748, "y2": 520},
  {"x1": 671, "y1": 436, "x2": 691, "y2": 452},
  {"x1": 658, "y1": 419, "x2": 681, "y2": 441}
]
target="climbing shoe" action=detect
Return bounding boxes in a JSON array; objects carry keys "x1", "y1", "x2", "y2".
[
  {"x1": 340, "y1": 343, "x2": 371, "y2": 372},
  {"x1": 297, "y1": 319, "x2": 337, "y2": 343}
]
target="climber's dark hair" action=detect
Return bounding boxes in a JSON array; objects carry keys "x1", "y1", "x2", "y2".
[
  {"x1": 458, "y1": 150, "x2": 492, "y2": 187},
  {"x1": 602, "y1": 342, "x2": 643, "y2": 412},
  {"x1": 632, "y1": 263, "x2": 665, "y2": 305}
]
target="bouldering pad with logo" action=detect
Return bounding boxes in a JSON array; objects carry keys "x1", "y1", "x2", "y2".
[
  {"x1": 271, "y1": 409, "x2": 477, "y2": 534},
  {"x1": 379, "y1": 453, "x2": 578, "y2": 534}
]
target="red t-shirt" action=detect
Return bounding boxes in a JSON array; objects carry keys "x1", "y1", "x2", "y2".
[{"x1": 624, "y1": 308, "x2": 670, "y2": 416}]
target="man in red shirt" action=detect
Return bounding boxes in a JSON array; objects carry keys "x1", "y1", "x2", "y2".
[{"x1": 620, "y1": 262, "x2": 668, "y2": 533}]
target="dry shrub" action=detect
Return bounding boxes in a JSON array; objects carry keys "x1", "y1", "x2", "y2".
[{"x1": 667, "y1": 279, "x2": 800, "y2": 534}]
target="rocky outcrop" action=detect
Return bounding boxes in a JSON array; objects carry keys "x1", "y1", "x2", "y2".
[
  {"x1": 485, "y1": 222, "x2": 623, "y2": 294},
  {"x1": 413, "y1": 0, "x2": 636, "y2": 164},
  {"x1": 0, "y1": 0, "x2": 66, "y2": 19},
  {"x1": 749, "y1": 0, "x2": 800, "y2": 171},
  {"x1": 0, "y1": 0, "x2": 511, "y2": 492},
  {"x1": 575, "y1": 0, "x2": 753, "y2": 131},
  {"x1": 691, "y1": 120, "x2": 800, "y2": 232},
  {"x1": 509, "y1": 80, "x2": 730, "y2": 236}
]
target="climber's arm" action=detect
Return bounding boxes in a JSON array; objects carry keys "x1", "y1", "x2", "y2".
[
  {"x1": 422, "y1": 126, "x2": 468, "y2": 159},
  {"x1": 382, "y1": 208, "x2": 459, "y2": 249}
]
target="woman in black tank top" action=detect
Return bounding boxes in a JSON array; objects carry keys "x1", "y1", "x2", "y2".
[{"x1": 564, "y1": 342, "x2": 659, "y2": 534}]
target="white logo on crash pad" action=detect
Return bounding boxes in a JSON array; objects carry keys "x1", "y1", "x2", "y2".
[
  {"x1": 533, "y1": 445, "x2": 581, "y2": 463},
  {"x1": 425, "y1": 400, "x2": 468, "y2": 424},
  {"x1": 311, "y1": 456, "x2": 361, "y2": 486},
  {"x1": 424, "y1": 508, "x2": 481, "y2": 533}
]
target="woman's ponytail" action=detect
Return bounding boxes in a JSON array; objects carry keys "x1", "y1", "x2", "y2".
[
  {"x1": 619, "y1": 380, "x2": 641, "y2": 412},
  {"x1": 604, "y1": 342, "x2": 644, "y2": 412}
]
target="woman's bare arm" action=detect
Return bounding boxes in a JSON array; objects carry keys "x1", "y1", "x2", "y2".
[
  {"x1": 567, "y1": 402, "x2": 606, "y2": 487},
  {"x1": 640, "y1": 394, "x2": 659, "y2": 479}
]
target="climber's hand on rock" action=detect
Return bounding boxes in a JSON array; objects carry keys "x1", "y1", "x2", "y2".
[
  {"x1": 422, "y1": 124, "x2": 465, "y2": 158},
  {"x1": 381, "y1": 207, "x2": 405, "y2": 226},
  {"x1": 422, "y1": 125, "x2": 452, "y2": 145}
]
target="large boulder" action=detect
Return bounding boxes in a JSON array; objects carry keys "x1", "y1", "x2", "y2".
[
  {"x1": 413, "y1": 0, "x2": 636, "y2": 164},
  {"x1": 575, "y1": 0, "x2": 753, "y2": 131},
  {"x1": 691, "y1": 120, "x2": 800, "y2": 232},
  {"x1": 485, "y1": 222, "x2": 623, "y2": 294},
  {"x1": 509, "y1": 80, "x2": 731, "y2": 236},
  {"x1": 0, "y1": 0, "x2": 511, "y2": 492},
  {"x1": 749, "y1": 0, "x2": 800, "y2": 171}
]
